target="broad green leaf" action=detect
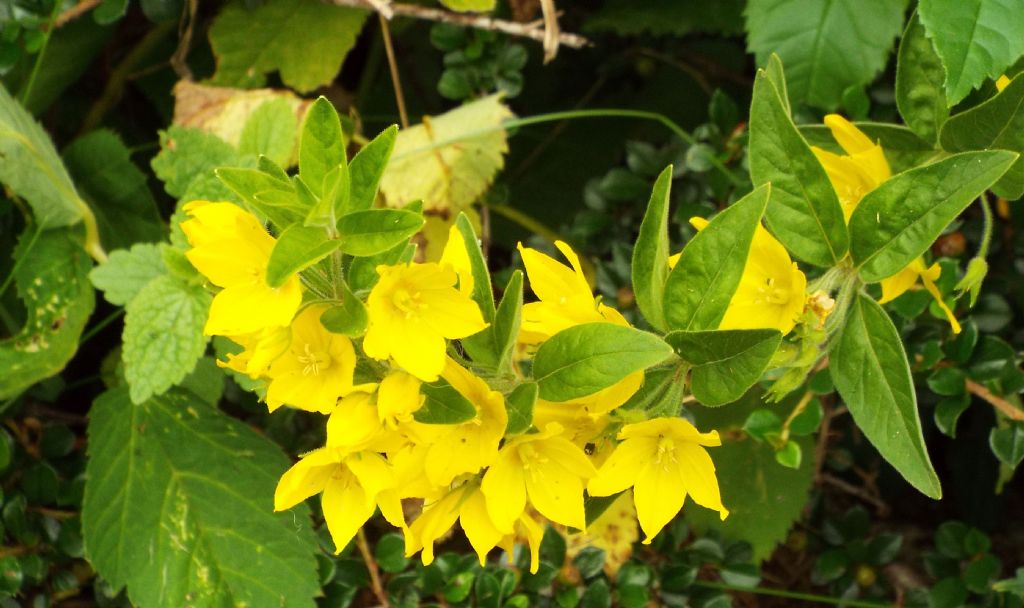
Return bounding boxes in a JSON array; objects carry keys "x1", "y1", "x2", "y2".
[
  {"x1": 82, "y1": 388, "x2": 320, "y2": 607},
  {"x1": 492, "y1": 270, "x2": 524, "y2": 373},
  {"x1": 799, "y1": 122, "x2": 936, "y2": 174},
  {"x1": 0, "y1": 229, "x2": 95, "y2": 400},
  {"x1": 505, "y1": 382, "x2": 537, "y2": 435},
  {"x1": 662, "y1": 184, "x2": 769, "y2": 331},
  {"x1": 940, "y1": 74, "x2": 1024, "y2": 199},
  {"x1": 414, "y1": 379, "x2": 477, "y2": 424},
  {"x1": 829, "y1": 293, "x2": 941, "y2": 498},
  {"x1": 380, "y1": 95, "x2": 513, "y2": 212},
  {"x1": 439, "y1": 0, "x2": 495, "y2": 11},
  {"x1": 319, "y1": 281, "x2": 369, "y2": 338},
  {"x1": 749, "y1": 60, "x2": 848, "y2": 266},
  {"x1": 238, "y1": 98, "x2": 298, "y2": 167},
  {"x1": 89, "y1": 243, "x2": 166, "y2": 306},
  {"x1": 631, "y1": 165, "x2": 673, "y2": 331},
  {"x1": 216, "y1": 166, "x2": 306, "y2": 229},
  {"x1": 64, "y1": 130, "x2": 165, "y2": 251},
  {"x1": 266, "y1": 225, "x2": 342, "y2": 288},
  {"x1": 209, "y1": 0, "x2": 368, "y2": 93},
  {"x1": 0, "y1": 84, "x2": 91, "y2": 228},
  {"x1": 347, "y1": 241, "x2": 416, "y2": 293},
  {"x1": 687, "y1": 390, "x2": 815, "y2": 561},
  {"x1": 349, "y1": 125, "x2": 397, "y2": 213},
  {"x1": 896, "y1": 12, "x2": 949, "y2": 143},
  {"x1": 455, "y1": 213, "x2": 499, "y2": 366},
  {"x1": 533, "y1": 323, "x2": 674, "y2": 402},
  {"x1": 917, "y1": 0, "x2": 1024, "y2": 105},
  {"x1": 94, "y1": 0, "x2": 129, "y2": 24},
  {"x1": 123, "y1": 275, "x2": 211, "y2": 404},
  {"x1": 666, "y1": 329, "x2": 783, "y2": 407},
  {"x1": 990, "y1": 423, "x2": 1024, "y2": 468},
  {"x1": 299, "y1": 97, "x2": 348, "y2": 199},
  {"x1": 745, "y1": 0, "x2": 906, "y2": 109},
  {"x1": 620, "y1": 367, "x2": 686, "y2": 417},
  {"x1": 337, "y1": 209, "x2": 424, "y2": 257},
  {"x1": 152, "y1": 126, "x2": 248, "y2": 200},
  {"x1": 850, "y1": 151, "x2": 1017, "y2": 283},
  {"x1": 179, "y1": 357, "x2": 227, "y2": 406}
]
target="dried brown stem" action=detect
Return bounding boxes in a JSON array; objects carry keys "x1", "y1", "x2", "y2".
[
  {"x1": 356, "y1": 529, "x2": 390, "y2": 608},
  {"x1": 51, "y1": 0, "x2": 102, "y2": 29},
  {"x1": 821, "y1": 473, "x2": 891, "y2": 517},
  {"x1": 966, "y1": 378, "x2": 1024, "y2": 421},
  {"x1": 327, "y1": 0, "x2": 590, "y2": 49},
  {"x1": 378, "y1": 13, "x2": 409, "y2": 129}
]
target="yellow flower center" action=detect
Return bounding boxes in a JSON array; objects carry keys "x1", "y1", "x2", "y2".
[
  {"x1": 655, "y1": 436, "x2": 677, "y2": 470},
  {"x1": 393, "y1": 287, "x2": 425, "y2": 318},
  {"x1": 298, "y1": 343, "x2": 332, "y2": 376},
  {"x1": 755, "y1": 277, "x2": 790, "y2": 306},
  {"x1": 518, "y1": 443, "x2": 548, "y2": 479}
]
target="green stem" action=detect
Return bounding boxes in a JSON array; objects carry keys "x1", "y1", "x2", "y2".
[
  {"x1": 392, "y1": 108, "x2": 743, "y2": 187},
  {"x1": 19, "y1": 0, "x2": 63, "y2": 106},
  {"x1": 691, "y1": 581, "x2": 893, "y2": 608},
  {"x1": 978, "y1": 193, "x2": 994, "y2": 259},
  {"x1": 79, "y1": 308, "x2": 125, "y2": 346}
]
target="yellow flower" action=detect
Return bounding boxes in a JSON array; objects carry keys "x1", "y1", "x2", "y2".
[
  {"x1": 413, "y1": 358, "x2": 507, "y2": 486},
  {"x1": 481, "y1": 423, "x2": 597, "y2": 532},
  {"x1": 404, "y1": 483, "x2": 545, "y2": 573},
  {"x1": 181, "y1": 201, "x2": 302, "y2": 336},
  {"x1": 266, "y1": 305, "x2": 358, "y2": 414},
  {"x1": 879, "y1": 258, "x2": 961, "y2": 333},
  {"x1": 439, "y1": 225, "x2": 474, "y2": 296},
  {"x1": 588, "y1": 417, "x2": 728, "y2": 543},
  {"x1": 672, "y1": 218, "x2": 807, "y2": 335},
  {"x1": 810, "y1": 115, "x2": 891, "y2": 221},
  {"x1": 517, "y1": 241, "x2": 625, "y2": 344},
  {"x1": 217, "y1": 325, "x2": 291, "y2": 379},
  {"x1": 363, "y1": 262, "x2": 488, "y2": 381},
  {"x1": 274, "y1": 447, "x2": 405, "y2": 553},
  {"x1": 996, "y1": 75, "x2": 1012, "y2": 91},
  {"x1": 377, "y1": 371, "x2": 425, "y2": 428}
]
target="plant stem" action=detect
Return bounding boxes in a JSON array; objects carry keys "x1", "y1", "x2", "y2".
[
  {"x1": 79, "y1": 308, "x2": 125, "y2": 346},
  {"x1": 356, "y1": 529, "x2": 389, "y2": 608},
  {"x1": 691, "y1": 580, "x2": 894, "y2": 608},
  {"x1": 978, "y1": 193, "x2": 994, "y2": 259},
  {"x1": 19, "y1": 0, "x2": 63, "y2": 106},
  {"x1": 377, "y1": 13, "x2": 409, "y2": 129}
]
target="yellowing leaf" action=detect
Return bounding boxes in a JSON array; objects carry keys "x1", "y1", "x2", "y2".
[
  {"x1": 172, "y1": 81, "x2": 309, "y2": 155},
  {"x1": 380, "y1": 95, "x2": 513, "y2": 212}
]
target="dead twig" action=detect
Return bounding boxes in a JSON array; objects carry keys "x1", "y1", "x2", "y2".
[
  {"x1": 356, "y1": 529, "x2": 390, "y2": 608},
  {"x1": 377, "y1": 13, "x2": 409, "y2": 129},
  {"x1": 327, "y1": 0, "x2": 590, "y2": 50},
  {"x1": 965, "y1": 378, "x2": 1024, "y2": 421},
  {"x1": 820, "y1": 473, "x2": 891, "y2": 517}
]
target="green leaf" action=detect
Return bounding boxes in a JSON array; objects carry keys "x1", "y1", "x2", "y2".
[
  {"x1": 505, "y1": 382, "x2": 537, "y2": 435},
  {"x1": 631, "y1": 165, "x2": 673, "y2": 331},
  {"x1": 123, "y1": 275, "x2": 211, "y2": 404},
  {"x1": 456, "y1": 213, "x2": 500, "y2": 365},
  {"x1": 742, "y1": 409, "x2": 783, "y2": 442},
  {"x1": 216, "y1": 167, "x2": 306, "y2": 229},
  {"x1": 299, "y1": 97, "x2": 348, "y2": 199},
  {"x1": 266, "y1": 225, "x2": 342, "y2": 288},
  {"x1": 209, "y1": 0, "x2": 368, "y2": 93},
  {"x1": 349, "y1": 125, "x2": 397, "y2": 213},
  {"x1": 798, "y1": 122, "x2": 936, "y2": 173},
  {"x1": 82, "y1": 388, "x2": 320, "y2": 607},
  {"x1": 749, "y1": 59, "x2": 848, "y2": 266},
  {"x1": 0, "y1": 228, "x2": 95, "y2": 400},
  {"x1": 152, "y1": 126, "x2": 248, "y2": 201},
  {"x1": 89, "y1": 243, "x2": 166, "y2": 306},
  {"x1": 380, "y1": 95, "x2": 513, "y2": 212},
  {"x1": 849, "y1": 151, "x2": 1017, "y2": 283},
  {"x1": 63, "y1": 129, "x2": 165, "y2": 250},
  {"x1": 666, "y1": 329, "x2": 783, "y2": 407},
  {"x1": 491, "y1": 270, "x2": 524, "y2": 373},
  {"x1": 745, "y1": 0, "x2": 906, "y2": 109},
  {"x1": 620, "y1": 367, "x2": 686, "y2": 417},
  {"x1": 662, "y1": 184, "x2": 769, "y2": 330},
  {"x1": 238, "y1": 99, "x2": 298, "y2": 167},
  {"x1": 533, "y1": 323, "x2": 673, "y2": 402},
  {"x1": 319, "y1": 281, "x2": 369, "y2": 338},
  {"x1": 829, "y1": 293, "x2": 941, "y2": 498},
  {"x1": 687, "y1": 391, "x2": 815, "y2": 561},
  {"x1": 0, "y1": 84, "x2": 91, "y2": 228},
  {"x1": 414, "y1": 379, "x2": 477, "y2": 424},
  {"x1": 990, "y1": 423, "x2": 1024, "y2": 468},
  {"x1": 336, "y1": 209, "x2": 425, "y2": 256},
  {"x1": 94, "y1": 0, "x2": 129, "y2": 23},
  {"x1": 347, "y1": 240, "x2": 416, "y2": 293},
  {"x1": 775, "y1": 441, "x2": 802, "y2": 469},
  {"x1": 896, "y1": 12, "x2": 949, "y2": 143},
  {"x1": 940, "y1": 74, "x2": 1024, "y2": 199},
  {"x1": 917, "y1": 0, "x2": 1024, "y2": 105}
]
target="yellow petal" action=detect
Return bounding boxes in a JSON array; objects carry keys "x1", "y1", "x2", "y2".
[
  {"x1": 588, "y1": 437, "x2": 654, "y2": 497},
  {"x1": 378, "y1": 371, "x2": 424, "y2": 425},
  {"x1": 919, "y1": 265, "x2": 962, "y2": 334},
  {"x1": 517, "y1": 513, "x2": 545, "y2": 574},
  {"x1": 823, "y1": 114, "x2": 874, "y2": 156},
  {"x1": 517, "y1": 242, "x2": 591, "y2": 303},
  {"x1": 996, "y1": 75, "x2": 1012, "y2": 91},
  {"x1": 675, "y1": 442, "x2": 728, "y2": 520},
  {"x1": 878, "y1": 264, "x2": 921, "y2": 304},
  {"x1": 185, "y1": 239, "x2": 271, "y2": 289},
  {"x1": 480, "y1": 450, "x2": 527, "y2": 534},
  {"x1": 273, "y1": 448, "x2": 336, "y2": 511},
  {"x1": 345, "y1": 451, "x2": 397, "y2": 501},
  {"x1": 419, "y1": 286, "x2": 489, "y2": 339},
  {"x1": 459, "y1": 488, "x2": 503, "y2": 566},
  {"x1": 535, "y1": 436, "x2": 597, "y2": 479},
  {"x1": 525, "y1": 462, "x2": 588, "y2": 530},
  {"x1": 408, "y1": 488, "x2": 463, "y2": 565},
  {"x1": 633, "y1": 459, "x2": 686, "y2": 544},
  {"x1": 440, "y1": 225, "x2": 475, "y2": 296},
  {"x1": 322, "y1": 472, "x2": 376, "y2": 554},
  {"x1": 204, "y1": 278, "x2": 302, "y2": 336},
  {"x1": 327, "y1": 393, "x2": 383, "y2": 447}
]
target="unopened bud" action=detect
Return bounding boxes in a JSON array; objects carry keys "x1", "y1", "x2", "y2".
[{"x1": 955, "y1": 257, "x2": 988, "y2": 308}]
